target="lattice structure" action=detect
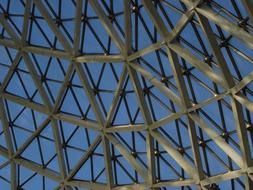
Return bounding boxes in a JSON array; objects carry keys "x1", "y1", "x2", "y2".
[{"x1": 0, "y1": 0, "x2": 253, "y2": 189}]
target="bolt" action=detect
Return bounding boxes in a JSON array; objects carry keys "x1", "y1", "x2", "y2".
[
  {"x1": 132, "y1": 6, "x2": 138, "y2": 13},
  {"x1": 161, "y1": 76, "x2": 167, "y2": 83}
]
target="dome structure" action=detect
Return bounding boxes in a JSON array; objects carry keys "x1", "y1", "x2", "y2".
[{"x1": 0, "y1": 0, "x2": 253, "y2": 190}]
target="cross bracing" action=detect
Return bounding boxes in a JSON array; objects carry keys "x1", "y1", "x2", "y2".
[{"x1": 0, "y1": 0, "x2": 253, "y2": 190}]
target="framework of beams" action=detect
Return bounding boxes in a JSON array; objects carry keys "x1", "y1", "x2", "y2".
[{"x1": 0, "y1": 0, "x2": 253, "y2": 190}]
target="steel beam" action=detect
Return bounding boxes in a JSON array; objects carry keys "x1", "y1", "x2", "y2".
[
  {"x1": 150, "y1": 130, "x2": 198, "y2": 180},
  {"x1": 105, "y1": 133, "x2": 148, "y2": 181},
  {"x1": 189, "y1": 113, "x2": 244, "y2": 168},
  {"x1": 167, "y1": 48, "x2": 205, "y2": 184},
  {"x1": 196, "y1": 6, "x2": 253, "y2": 50},
  {"x1": 33, "y1": 0, "x2": 73, "y2": 52},
  {"x1": 241, "y1": 0, "x2": 253, "y2": 24},
  {"x1": 0, "y1": 98, "x2": 16, "y2": 189},
  {"x1": 87, "y1": 0, "x2": 125, "y2": 53},
  {"x1": 197, "y1": 12, "x2": 252, "y2": 170},
  {"x1": 128, "y1": 61, "x2": 182, "y2": 107},
  {"x1": 0, "y1": 0, "x2": 252, "y2": 189}
]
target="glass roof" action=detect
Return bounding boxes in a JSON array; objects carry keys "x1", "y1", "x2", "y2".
[{"x1": 0, "y1": 0, "x2": 253, "y2": 189}]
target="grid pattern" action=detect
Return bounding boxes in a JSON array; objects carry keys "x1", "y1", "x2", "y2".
[{"x1": 0, "y1": 0, "x2": 253, "y2": 189}]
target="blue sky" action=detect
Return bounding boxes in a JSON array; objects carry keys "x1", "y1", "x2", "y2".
[{"x1": 0, "y1": 0, "x2": 253, "y2": 190}]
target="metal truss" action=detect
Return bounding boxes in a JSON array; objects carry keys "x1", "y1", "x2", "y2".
[{"x1": 0, "y1": 0, "x2": 253, "y2": 190}]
